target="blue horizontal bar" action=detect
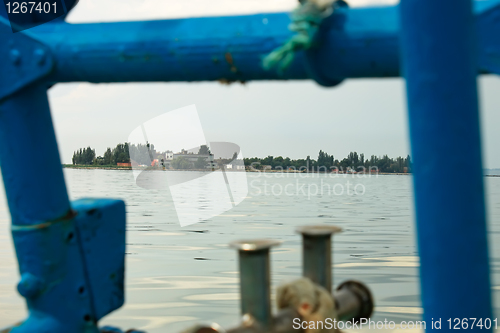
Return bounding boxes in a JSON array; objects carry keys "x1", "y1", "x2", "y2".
[
  {"x1": 20, "y1": 1, "x2": 498, "y2": 85},
  {"x1": 27, "y1": 6, "x2": 400, "y2": 84}
]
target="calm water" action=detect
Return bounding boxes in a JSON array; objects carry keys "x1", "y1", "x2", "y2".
[{"x1": 1, "y1": 170, "x2": 500, "y2": 332}]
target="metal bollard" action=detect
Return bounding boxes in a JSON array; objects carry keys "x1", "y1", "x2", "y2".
[
  {"x1": 187, "y1": 230, "x2": 373, "y2": 333},
  {"x1": 229, "y1": 239, "x2": 281, "y2": 330},
  {"x1": 223, "y1": 283, "x2": 374, "y2": 333},
  {"x1": 296, "y1": 225, "x2": 342, "y2": 293}
]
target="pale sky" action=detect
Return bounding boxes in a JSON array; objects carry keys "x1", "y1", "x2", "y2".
[{"x1": 48, "y1": 0, "x2": 500, "y2": 168}]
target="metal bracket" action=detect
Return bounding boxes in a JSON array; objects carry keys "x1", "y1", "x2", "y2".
[
  {"x1": 0, "y1": 17, "x2": 54, "y2": 102},
  {"x1": 72, "y1": 198, "x2": 126, "y2": 321},
  {"x1": 6, "y1": 198, "x2": 125, "y2": 333}
]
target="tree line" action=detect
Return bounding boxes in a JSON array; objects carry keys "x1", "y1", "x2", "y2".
[
  {"x1": 72, "y1": 143, "x2": 411, "y2": 173},
  {"x1": 72, "y1": 143, "x2": 195, "y2": 167},
  {"x1": 243, "y1": 151, "x2": 412, "y2": 173},
  {"x1": 72, "y1": 143, "x2": 133, "y2": 166}
]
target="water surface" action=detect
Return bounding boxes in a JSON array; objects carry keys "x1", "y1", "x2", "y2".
[{"x1": 0, "y1": 170, "x2": 499, "y2": 332}]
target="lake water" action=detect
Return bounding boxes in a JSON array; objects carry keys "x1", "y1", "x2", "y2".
[{"x1": 1, "y1": 170, "x2": 500, "y2": 332}]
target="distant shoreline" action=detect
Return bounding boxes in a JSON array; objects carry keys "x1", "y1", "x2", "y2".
[
  {"x1": 63, "y1": 164, "x2": 132, "y2": 170},
  {"x1": 62, "y1": 165, "x2": 500, "y2": 177},
  {"x1": 62, "y1": 164, "x2": 405, "y2": 175}
]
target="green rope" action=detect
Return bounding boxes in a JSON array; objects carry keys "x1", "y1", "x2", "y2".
[{"x1": 262, "y1": 0, "x2": 336, "y2": 74}]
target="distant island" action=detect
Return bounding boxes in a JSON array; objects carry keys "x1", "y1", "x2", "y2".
[{"x1": 65, "y1": 142, "x2": 412, "y2": 174}]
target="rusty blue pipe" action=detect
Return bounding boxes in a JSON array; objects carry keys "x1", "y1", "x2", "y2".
[
  {"x1": 29, "y1": 6, "x2": 401, "y2": 86},
  {"x1": 21, "y1": 1, "x2": 499, "y2": 89}
]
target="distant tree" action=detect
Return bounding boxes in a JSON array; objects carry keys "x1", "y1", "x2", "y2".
[
  {"x1": 103, "y1": 148, "x2": 114, "y2": 165},
  {"x1": 294, "y1": 159, "x2": 307, "y2": 170},
  {"x1": 273, "y1": 156, "x2": 284, "y2": 169},
  {"x1": 339, "y1": 157, "x2": 349, "y2": 171},
  {"x1": 348, "y1": 152, "x2": 359, "y2": 167},
  {"x1": 172, "y1": 156, "x2": 191, "y2": 169},
  {"x1": 317, "y1": 150, "x2": 334, "y2": 171},
  {"x1": 113, "y1": 143, "x2": 130, "y2": 164},
  {"x1": 405, "y1": 155, "x2": 412, "y2": 173},
  {"x1": 198, "y1": 145, "x2": 211, "y2": 155},
  {"x1": 262, "y1": 155, "x2": 274, "y2": 167},
  {"x1": 128, "y1": 143, "x2": 153, "y2": 165},
  {"x1": 85, "y1": 147, "x2": 95, "y2": 165},
  {"x1": 244, "y1": 157, "x2": 262, "y2": 170},
  {"x1": 71, "y1": 147, "x2": 95, "y2": 165},
  {"x1": 194, "y1": 157, "x2": 207, "y2": 169},
  {"x1": 283, "y1": 157, "x2": 291, "y2": 169}
]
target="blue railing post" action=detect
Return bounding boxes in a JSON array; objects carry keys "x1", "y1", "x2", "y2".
[
  {"x1": 0, "y1": 83, "x2": 126, "y2": 332},
  {"x1": 400, "y1": 0, "x2": 493, "y2": 330},
  {"x1": 0, "y1": 83, "x2": 70, "y2": 224},
  {"x1": 0, "y1": 83, "x2": 97, "y2": 332}
]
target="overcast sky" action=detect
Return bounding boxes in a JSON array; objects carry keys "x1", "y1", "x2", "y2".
[{"x1": 48, "y1": 0, "x2": 500, "y2": 168}]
